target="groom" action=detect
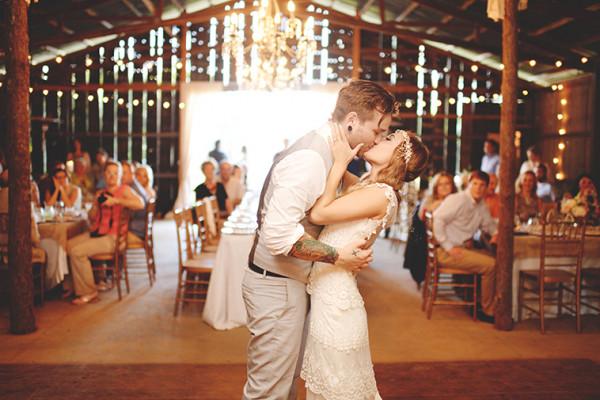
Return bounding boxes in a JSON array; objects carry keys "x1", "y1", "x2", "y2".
[{"x1": 242, "y1": 80, "x2": 397, "y2": 400}]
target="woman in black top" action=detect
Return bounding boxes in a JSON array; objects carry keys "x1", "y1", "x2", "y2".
[{"x1": 194, "y1": 160, "x2": 232, "y2": 217}]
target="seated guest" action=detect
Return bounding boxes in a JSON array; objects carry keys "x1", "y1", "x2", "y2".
[
  {"x1": 134, "y1": 164, "x2": 156, "y2": 199},
  {"x1": 535, "y1": 164, "x2": 556, "y2": 203},
  {"x1": 70, "y1": 157, "x2": 95, "y2": 201},
  {"x1": 571, "y1": 173, "x2": 599, "y2": 221},
  {"x1": 218, "y1": 160, "x2": 245, "y2": 208},
  {"x1": 433, "y1": 170, "x2": 498, "y2": 323},
  {"x1": 121, "y1": 161, "x2": 150, "y2": 247},
  {"x1": 66, "y1": 161, "x2": 144, "y2": 305},
  {"x1": 31, "y1": 175, "x2": 41, "y2": 208},
  {"x1": 195, "y1": 159, "x2": 232, "y2": 217},
  {"x1": 484, "y1": 173, "x2": 500, "y2": 219},
  {"x1": 404, "y1": 171, "x2": 457, "y2": 287},
  {"x1": 44, "y1": 166, "x2": 82, "y2": 209},
  {"x1": 37, "y1": 161, "x2": 66, "y2": 202},
  {"x1": 515, "y1": 171, "x2": 542, "y2": 222},
  {"x1": 418, "y1": 171, "x2": 457, "y2": 220}
]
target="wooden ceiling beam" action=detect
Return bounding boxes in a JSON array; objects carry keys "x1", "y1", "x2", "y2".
[
  {"x1": 358, "y1": 0, "x2": 376, "y2": 16},
  {"x1": 426, "y1": 0, "x2": 477, "y2": 35},
  {"x1": 378, "y1": 0, "x2": 385, "y2": 24},
  {"x1": 394, "y1": 3, "x2": 419, "y2": 23},
  {"x1": 29, "y1": 0, "x2": 122, "y2": 24},
  {"x1": 31, "y1": 83, "x2": 179, "y2": 92},
  {"x1": 30, "y1": 0, "x2": 239, "y2": 48},
  {"x1": 170, "y1": 0, "x2": 185, "y2": 14},
  {"x1": 120, "y1": 0, "x2": 145, "y2": 17},
  {"x1": 406, "y1": 0, "x2": 592, "y2": 67}
]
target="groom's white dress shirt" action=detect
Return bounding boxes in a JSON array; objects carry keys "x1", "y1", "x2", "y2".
[{"x1": 260, "y1": 123, "x2": 332, "y2": 256}]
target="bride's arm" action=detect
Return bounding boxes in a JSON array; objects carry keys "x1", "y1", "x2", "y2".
[
  {"x1": 309, "y1": 123, "x2": 388, "y2": 225},
  {"x1": 309, "y1": 185, "x2": 389, "y2": 225}
]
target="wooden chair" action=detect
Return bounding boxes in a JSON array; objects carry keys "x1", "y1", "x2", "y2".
[
  {"x1": 90, "y1": 207, "x2": 131, "y2": 301},
  {"x1": 173, "y1": 208, "x2": 214, "y2": 316},
  {"x1": 126, "y1": 198, "x2": 156, "y2": 285},
  {"x1": 193, "y1": 200, "x2": 219, "y2": 253},
  {"x1": 0, "y1": 212, "x2": 46, "y2": 306},
  {"x1": 579, "y1": 268, "x2": 600, "y2": 316},
  {"x1": 204, "y1": 196, "x2": 222, "y2": 245},
  {"x1": 421, "y1": 212, "x2": 478, "y2": 320},
  {"x1": 518, "y1": 219, "x2": 586, "y2": 334}
]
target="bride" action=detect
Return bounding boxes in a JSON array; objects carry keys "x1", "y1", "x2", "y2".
[{"x1": 301, "y1": 123, "x2": 429, "y2": 399}]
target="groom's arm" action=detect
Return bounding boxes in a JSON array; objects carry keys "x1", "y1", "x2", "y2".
[{"x1": 289, "y1": 234, "x2": 372, "y2": 272}]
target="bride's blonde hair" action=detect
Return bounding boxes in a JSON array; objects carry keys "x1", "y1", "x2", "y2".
[{"x1": 345, "y1": 131, "x2": 429, "y2": 198}]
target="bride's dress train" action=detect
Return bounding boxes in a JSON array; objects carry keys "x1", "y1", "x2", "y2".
[{"x1": 301, "y1": 183, "x2": 397, "y2": 400}]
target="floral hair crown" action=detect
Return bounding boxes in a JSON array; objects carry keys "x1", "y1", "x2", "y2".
[{"x1": 395, "y1": 130, "x2": 412, "y2": 164}]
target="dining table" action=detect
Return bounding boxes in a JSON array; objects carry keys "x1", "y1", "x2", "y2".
[
  {"x1": 202, "y1": 212, "x2": 257, "y2": 330},
  {"x1": 512, "y1": 224, "x2": 600, "y2": 320},
  {"x1": 37, "y1": 210, "x2": 89, "y2": 290}
]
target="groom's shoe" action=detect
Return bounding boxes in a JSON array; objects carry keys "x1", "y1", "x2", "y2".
[{"x1": 477, "y1": 311, "x2": 495, "y2": 324}]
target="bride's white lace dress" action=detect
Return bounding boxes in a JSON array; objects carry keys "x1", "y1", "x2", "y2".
[{"x1": 301, "y1": 183, "x2": 398, "y2": 400}]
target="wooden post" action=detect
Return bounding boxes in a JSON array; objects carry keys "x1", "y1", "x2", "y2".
[
  {"x1": 494, "y1": 0, "x2": 518, "y2": 331},
  {"x1": 352, "y1": 22, "x2": 361, "y2": 80},
  {"x1": 5, "y1": 0, "x2": 36, "y2": 334}
]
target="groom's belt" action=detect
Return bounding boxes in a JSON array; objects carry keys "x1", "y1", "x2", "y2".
[{"x1": 249, "y1": 262, "x2": 287, "y2": 278}]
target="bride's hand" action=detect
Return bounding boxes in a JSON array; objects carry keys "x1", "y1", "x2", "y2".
[{"x1": 328, "y1": 122, "x2": 361, "y2": 166}]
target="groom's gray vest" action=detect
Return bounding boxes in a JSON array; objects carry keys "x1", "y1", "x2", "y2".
[{"x1": 249, "y1": 131, "x2": 334, "y2": 283}]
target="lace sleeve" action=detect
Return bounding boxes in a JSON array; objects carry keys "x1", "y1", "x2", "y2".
[{"x1": 365, "y1": 182, "x2": 398, "y2": 230}]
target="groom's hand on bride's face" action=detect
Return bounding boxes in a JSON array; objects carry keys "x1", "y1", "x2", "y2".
[{"x1": 334, "y1": 238, "x2": 374, "y2": 273}]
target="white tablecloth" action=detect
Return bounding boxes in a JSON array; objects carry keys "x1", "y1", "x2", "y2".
[
  {"x1": 512, "y1": 234, "x2": 600, "y2": 319},
  {"x1": 202, "y1": 233, "x2": 254, "y2": 330}
]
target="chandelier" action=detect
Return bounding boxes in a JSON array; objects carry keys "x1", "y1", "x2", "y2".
[{"x1": 222, "y1": 0, "x2": 317, "y2": 90}]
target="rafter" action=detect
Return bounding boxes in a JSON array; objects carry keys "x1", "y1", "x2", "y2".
[
  {"x1": 358, "y1": 0, "x2": 376, "y2": 16},
  {"x1": 406, "y1": 0, "x2": 592, "y2": 67},
  {"x1": 394, "y1": 3, "x2": 418, "y2": 22},
  {"x1": 426, "y1": 0, "x2": 476, "y2": 35},
  {"x1": 528, "y1": 3, "x2": 600, "y2": 37}
]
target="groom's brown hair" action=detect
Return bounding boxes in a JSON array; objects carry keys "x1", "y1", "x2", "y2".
[{"x1": 331, "y1": 80, "x2": 397, "y2": 125}]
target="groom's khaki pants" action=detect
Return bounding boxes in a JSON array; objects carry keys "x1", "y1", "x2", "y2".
[{"x1": 242, "y1": 269, "x2": 309, "y2": 400}]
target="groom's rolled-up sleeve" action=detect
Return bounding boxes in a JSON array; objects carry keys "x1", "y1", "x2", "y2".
[{"x1": 261, "y1": 150, "x2": 327, "y2": 256}]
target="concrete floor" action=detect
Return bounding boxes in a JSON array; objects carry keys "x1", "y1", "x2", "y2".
[{"x1": 1, "y1": 220, "x2": 599, "y2": 365}]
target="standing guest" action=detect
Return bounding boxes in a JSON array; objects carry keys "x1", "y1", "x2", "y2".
[
  {"x1": 218, "y1": 160, "x2": 245, "y2": 208},
  {"x1": 418, "y1": 172, "x2": 458, "y2": 220},
  {"x1": 242, "y1": 80, "x2": 394, "y2": 399},
  {"x1": 195, "y1": 160, "x2": 232, "y2": 217},
  {"x1": 70, "y1": 157, "x2": 95, "y2": 201},
  {"x1": 66, "y1": 138, "x2": 92, "y2": 174},
  {"x1": 433, "y1": 170, "x2": 498, "y2": 323},
  {"x1": 519, "y1": 145, "x2": 548, "y2": 176},
  {"x1": 515, "y1": 171, "x2": 542, "y2": 222},
  {"x1": 481, "y1": 139, "x2": 500, "y2": 176},
  {"x1": 66, "y1": 161, "x2": 144, "y2": 305},
  {"x1": 535, "y1": 164, "x2": 556, "y2": 203},
  {"x1": 120, "y1": 161, "x2": 150, "y2": 247},
  {"x1": 134, "y1": 164, "x2": 157, "y2": 199},
  {"x1": 484, "y1": 173, "x2": 500, "y2": 219},
  {"x1": 208, "y1": 140, "x2": 228, "y2": 164},
  {"x1": 44, "y1": 166, "x2": 82, "y2": 209},
  {"x1": 91, "y1": 148, "x2": 109, "y2": 189}
]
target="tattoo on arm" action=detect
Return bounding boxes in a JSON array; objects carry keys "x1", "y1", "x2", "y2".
[{"x1": 289, "y1": 235, "x2": 339, "y2": 264}]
